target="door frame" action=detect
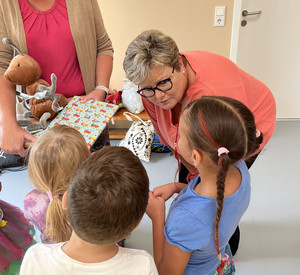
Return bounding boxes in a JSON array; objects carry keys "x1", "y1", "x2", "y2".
[{"x1": 229, "y1": 0, "x2": 242, "y2": 63}]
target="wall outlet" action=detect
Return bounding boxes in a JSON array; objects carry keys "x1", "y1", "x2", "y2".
[{"x1": 214, "y1": 6, "x2": 226, "y2": 27}]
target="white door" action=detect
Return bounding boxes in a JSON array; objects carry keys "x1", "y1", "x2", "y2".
[{"x1": 230, "y1": 0, "x2": 300, "y2": 119}]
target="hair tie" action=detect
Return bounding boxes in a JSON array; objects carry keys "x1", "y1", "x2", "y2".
[
  {"x1": 0, "y1": 220, "x2": 7, "y2": 227},
  {"x1": 256, "y1": 129, "x2": 261, "y2": 138},
  {"x1": 218, "y1": 253, "x2": 222, "y2": 261},
  {"x1": 217, "y1": 147, "x2": 229, "y2": 157},
  {"x1": 46, "y1": 190, "x2": 53, "y2": 201}
]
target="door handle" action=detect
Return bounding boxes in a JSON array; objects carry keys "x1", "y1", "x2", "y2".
[{"x1": 242, "y1": 10, "x2": 262, "y2": 16}]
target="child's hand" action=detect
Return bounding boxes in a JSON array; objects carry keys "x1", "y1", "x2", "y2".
[
  {"x1": 146, "y1": 191, "x2": 165, "y2": 220},
  {"x1": 153, "y1": 182, "x2": 178, "y2": 201}
]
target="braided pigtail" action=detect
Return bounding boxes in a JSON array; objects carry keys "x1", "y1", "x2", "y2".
[{"x1": 215, "y1": 151, "x2": 231, "y2": 274}]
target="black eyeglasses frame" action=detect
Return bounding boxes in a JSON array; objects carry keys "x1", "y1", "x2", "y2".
[{"x1": 136, "y1": 67, "x2": 175, "y2": 98}]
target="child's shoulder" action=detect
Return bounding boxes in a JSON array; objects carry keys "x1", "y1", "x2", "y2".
[
  {"x1": 234, "y1": 160, "x2": 248, "y2": 172},
  {"x1": 25, "y1": 242, "x2": 64, "y2": 257},
  {"x1": 234, "y1": 160, "x2": 250, "y2": 187},
  {"x1": 117, "y1": 247, "x2": 158, "y2": 274},
  {"x1": 118, "y1": 246, "x2": 153, "y2": 259},
  {"x1": 20, "y1": 242, "x2": 66, "y2": 274}
]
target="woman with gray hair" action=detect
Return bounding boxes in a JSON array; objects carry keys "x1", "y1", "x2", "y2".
[{"x1": 123, "y1": 29, "x2": 276, "y2": 256}]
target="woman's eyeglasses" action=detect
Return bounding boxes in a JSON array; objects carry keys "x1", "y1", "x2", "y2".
[{"x1": 137, "y1": 67, "x2": 174, "y2": 98}]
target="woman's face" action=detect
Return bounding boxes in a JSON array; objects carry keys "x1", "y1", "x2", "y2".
[{"x1": 140, "y1": 65, "x2": 187, "y2": 110}]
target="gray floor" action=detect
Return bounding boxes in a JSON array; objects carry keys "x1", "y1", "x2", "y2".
[{"x1": 1, "y1": 121, "x2": 300, "y2": 274}]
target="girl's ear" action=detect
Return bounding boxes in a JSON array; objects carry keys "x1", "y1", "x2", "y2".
[
  {"x1": 192, "y1": 149, "x2": 202, "y2": 167},
  {"x1": 62, "y1": 191, "x2": 67, "y2": 210}
]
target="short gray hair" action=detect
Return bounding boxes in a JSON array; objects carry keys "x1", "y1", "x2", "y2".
[{"x1": 123, "y1": 30, "x2": 180, "y2": 85}]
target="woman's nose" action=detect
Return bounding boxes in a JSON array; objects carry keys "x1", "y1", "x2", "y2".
[{"x1": 155, "y1": 90, "x2": 165, "y2": 99}]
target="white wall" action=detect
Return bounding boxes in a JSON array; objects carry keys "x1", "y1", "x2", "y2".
[{"x1": 98, "y1": 0, "x2": 234, "y2": 90}]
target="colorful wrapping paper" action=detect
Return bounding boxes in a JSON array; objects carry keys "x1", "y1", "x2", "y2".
[{"x1": 35, "y1": 96, "x2": 119, "y2": 148}]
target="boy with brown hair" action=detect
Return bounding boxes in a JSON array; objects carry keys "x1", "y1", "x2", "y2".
[{"x1": 20, "y1": 146, "x2": 158, "y2": 275}]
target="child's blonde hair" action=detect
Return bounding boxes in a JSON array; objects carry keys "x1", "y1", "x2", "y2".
[{"x1": 28, "y1": 125, "x2": 90, "y2": 242}]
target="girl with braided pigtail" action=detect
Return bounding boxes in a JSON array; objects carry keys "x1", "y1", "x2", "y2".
[{"x1": 146, "y1": 96, "x2": 262, "y2": 275}]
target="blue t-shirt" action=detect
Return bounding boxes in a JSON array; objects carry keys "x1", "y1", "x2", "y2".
[{"x1": 164, "y1": 160, "x2": 250, "y2": 275}]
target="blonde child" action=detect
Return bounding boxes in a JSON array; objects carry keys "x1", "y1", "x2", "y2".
[
  {"x1": 20, "y1": 146, "x2": 158, "y2": 275},
  {"x1": 24, "y1": 125, "x2": 90, "y2": 243},
  {"x1": 146, "y1": 96, "x2": 263, "y2": 274}
]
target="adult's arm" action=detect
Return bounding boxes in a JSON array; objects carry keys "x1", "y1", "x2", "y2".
[
  {"x1": 81, "y1": 54, "x2": 113, "y2": 102},
  {"x1": 0, "y1": 75, "x2": 36, "y2": 156},
  {"x1": 80, "y1": 0, "x2": 113, "y2": 102}
]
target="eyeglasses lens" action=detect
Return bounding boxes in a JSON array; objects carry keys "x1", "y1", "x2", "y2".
[
  {"x1": 140, "y1": 79, "x2": 172, "y2": 97},
  {"x1": 157, "y1": 79, "x2": 172, "y2": 91},
  {"x1": 140, "y1": 89, "x2": 155, "y2": 97}
]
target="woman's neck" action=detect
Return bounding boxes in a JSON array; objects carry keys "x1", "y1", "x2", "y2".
[
  {"x1": 179, "y1": 57, "x2": 196, "y2": 112},
  {"x1": 185, "y1": 60, "x2": 196, "y2": 91},
  {"x1": 180, "y1": 55, "x2": 196, "y2": 91},
  {"x1": 62, "y1": 231, "x2": 119, "y2": 263},
  {"x1": 27, "y1": 0, "x2": 56, "y2": 11}
]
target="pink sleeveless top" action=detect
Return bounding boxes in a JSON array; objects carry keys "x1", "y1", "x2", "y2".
[{"x1": 19, "y1": 0, "x2": 85, "y2": 97}]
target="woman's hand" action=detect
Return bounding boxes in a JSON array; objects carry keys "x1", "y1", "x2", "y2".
[
  {"x1": 146, "y1": 191, "x2": 165, "y2": 221},
  {"x1": 0, "y1": 123, "x2": 36, "y2": 157},
  {"x1": 80, "y1": 89, "x2": 106, "y2": 103}
]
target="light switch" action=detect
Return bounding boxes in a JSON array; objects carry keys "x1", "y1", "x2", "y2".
[
  {"x1": 214, "y1": 6, "x2": 226, "y2": 27},
  {"x1": 216, "y1": 7, "x2": 225, "y2": 16}
]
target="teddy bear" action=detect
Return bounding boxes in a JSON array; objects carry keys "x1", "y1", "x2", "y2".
[{"x1": 2, "y1": 38, "x2": 68, "y2": 131}]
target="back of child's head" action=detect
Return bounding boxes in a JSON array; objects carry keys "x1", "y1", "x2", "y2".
[
  {"x1": 182, "y1": 96, "x2": 262, "y2": 165},
  {"x1": 28, "y1": 125, "x2": 90, "y2": 242},
  {"x1": 67, "y1": 146, "x2": 149, "y2": 245},
  {"x1": 181, "y1": 96, "x2": 262, "y2": 270}
]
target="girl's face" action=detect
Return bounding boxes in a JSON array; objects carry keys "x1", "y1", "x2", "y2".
[
  {"x1": 140, "y1": 65, "x2": 187, "y2": 110},
  {"x1": 177, "y1": 115, "x2": 194, "y2": 165}
]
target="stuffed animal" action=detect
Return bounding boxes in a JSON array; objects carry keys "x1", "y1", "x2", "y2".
[
  {"x1": 2, "y1": 38, "x2": 68, "y2": 131},
  {"x1": 107, "y1": 89, "x2": 123, "y2": 107}
]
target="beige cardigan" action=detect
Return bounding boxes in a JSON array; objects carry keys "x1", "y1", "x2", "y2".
[{"x1": 0, "y1": 0, "x2": 113, "y2": 94}]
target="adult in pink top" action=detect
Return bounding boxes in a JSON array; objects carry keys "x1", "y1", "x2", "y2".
[
  {"x1": 123, "y1": 30, "x2": 276, "y2": 171},
  {"x1": 0, "y1": 0, "x2": 113, "y2": 156},
  {"x1": 123, "y1": 29, "x2": 276, "y2": 256}
]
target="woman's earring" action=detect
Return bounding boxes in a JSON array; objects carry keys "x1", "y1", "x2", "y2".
[{"x1": 182, "y1": 70, "x2": 185, "y2": 74}]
